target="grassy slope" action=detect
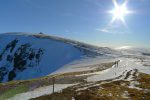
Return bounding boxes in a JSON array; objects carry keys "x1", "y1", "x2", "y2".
[
  {"x1": 0, "y1": 62, "x2": 114, "y2": 99},
  {"x1": 0, "y1": 85, "x2": 28, "y2": 100},
  {"x1": 31, "y1": 73, "x2": 150, "y2": 100}
]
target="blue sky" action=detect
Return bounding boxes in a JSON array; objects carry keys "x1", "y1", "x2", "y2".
[{"x1": 0, "y1": 0, "x2": 150, "y2": 48}]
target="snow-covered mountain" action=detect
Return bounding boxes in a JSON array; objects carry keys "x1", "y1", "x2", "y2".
[{"x1": 0, "y1": 33, "x2": 118, "y2": 82}]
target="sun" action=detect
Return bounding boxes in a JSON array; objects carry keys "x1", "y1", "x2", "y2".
[
  {"x1": 109, "y1": 0, "x2": 131, "y2": 23},
  {"x1": 111, "y1": 5, "x2": 128, "y2": 21}
]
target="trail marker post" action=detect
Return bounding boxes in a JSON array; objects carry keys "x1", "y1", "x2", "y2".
[{"x1": 52, "y1": 77, "x2": 55, "y2": 93}]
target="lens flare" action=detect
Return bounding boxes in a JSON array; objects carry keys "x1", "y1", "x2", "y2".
[{"x1": 109, "y1": 0, "x2": 131, "y2": 24}]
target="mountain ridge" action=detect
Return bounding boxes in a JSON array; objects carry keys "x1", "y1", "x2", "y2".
[{"x1": 0, "y1": 32, "x2": 118, "y2": 82}]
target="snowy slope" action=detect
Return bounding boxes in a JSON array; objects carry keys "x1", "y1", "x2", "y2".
[
  {"x1": 87, "y1": 58, "x2": 150, "y2": 82},
  {"x1": 0, "y1": 33, "x2": 118, "y2": 82},
  {"x1": 52, "y1": 56, "x2": 118, "y2": 74}
]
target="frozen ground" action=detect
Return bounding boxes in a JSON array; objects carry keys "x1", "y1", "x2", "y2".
[
  {"x1": 87, "y1": 58, "x2": 150, "y2": 82},
  {"x1": 52, "y1": 56, "x2": 118, "y2": 74},
  {"x1": 7, "y1": 84, "x2": 76, "y2": 100}
]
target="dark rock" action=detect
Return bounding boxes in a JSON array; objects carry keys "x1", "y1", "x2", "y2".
[{"x1": 8, "y1": 70, "x2": 16, "y2": 81}]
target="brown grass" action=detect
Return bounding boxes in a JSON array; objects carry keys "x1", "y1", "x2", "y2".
[
  {"x1": 31, "y1": 73, "x2": 150, "y2": 100},
  {"x1": 136, "y1": 73, "x2": 150, "y2": 89}
]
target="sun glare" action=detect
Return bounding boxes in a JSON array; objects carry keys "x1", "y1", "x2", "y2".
[
  {"x1": 110, "y1": 0, "x2": 131, "y2": 24},
  {"x1": 111, "y1": 5, "x2": 128, "y2": 20}
]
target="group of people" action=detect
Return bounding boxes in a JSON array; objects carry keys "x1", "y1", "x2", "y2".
[
  {"x1": 114, "y1": 60, "x2": 120, "y2": 67},
  {"x1": 114, "y1": 60, "x2": 120, "y2": 75}
]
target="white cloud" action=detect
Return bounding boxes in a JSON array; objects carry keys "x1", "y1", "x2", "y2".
[
  {"x1": 115, "y1": 46, "x2": 132, "y2": 50},
  {"x1": 96, "y1": 23, "x2": 131, "y2": 35},
  {"x1": 96, "y1": 28, "x2": 111, "y2": 34}
]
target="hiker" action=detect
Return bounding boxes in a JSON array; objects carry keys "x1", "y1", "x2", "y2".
[
  {"x1": 114, "y1": 61, "x2": 117, "y2": 67},
  {"x1": 117, "y1": 60, "x2": 118, "y2": 67},
  {"x1": 116, "y1": 60, "x2": 120, "y2": 67}
]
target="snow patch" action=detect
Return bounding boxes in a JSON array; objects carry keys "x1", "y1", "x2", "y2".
[
  {"x1": 7, "y1": 84, "x2": 76, "y2": 100},
  {"x1": 87, "y1": 58, "x2": 150, "y2": 82}
]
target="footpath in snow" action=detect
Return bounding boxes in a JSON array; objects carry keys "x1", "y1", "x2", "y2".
[{"x1": 87, "y1": 58, "x2": 150, "y2": 82}]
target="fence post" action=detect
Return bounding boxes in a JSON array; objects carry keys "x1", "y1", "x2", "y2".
[{"x1": 52, "y1": 77, "x2": 55, "y2": 93}]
